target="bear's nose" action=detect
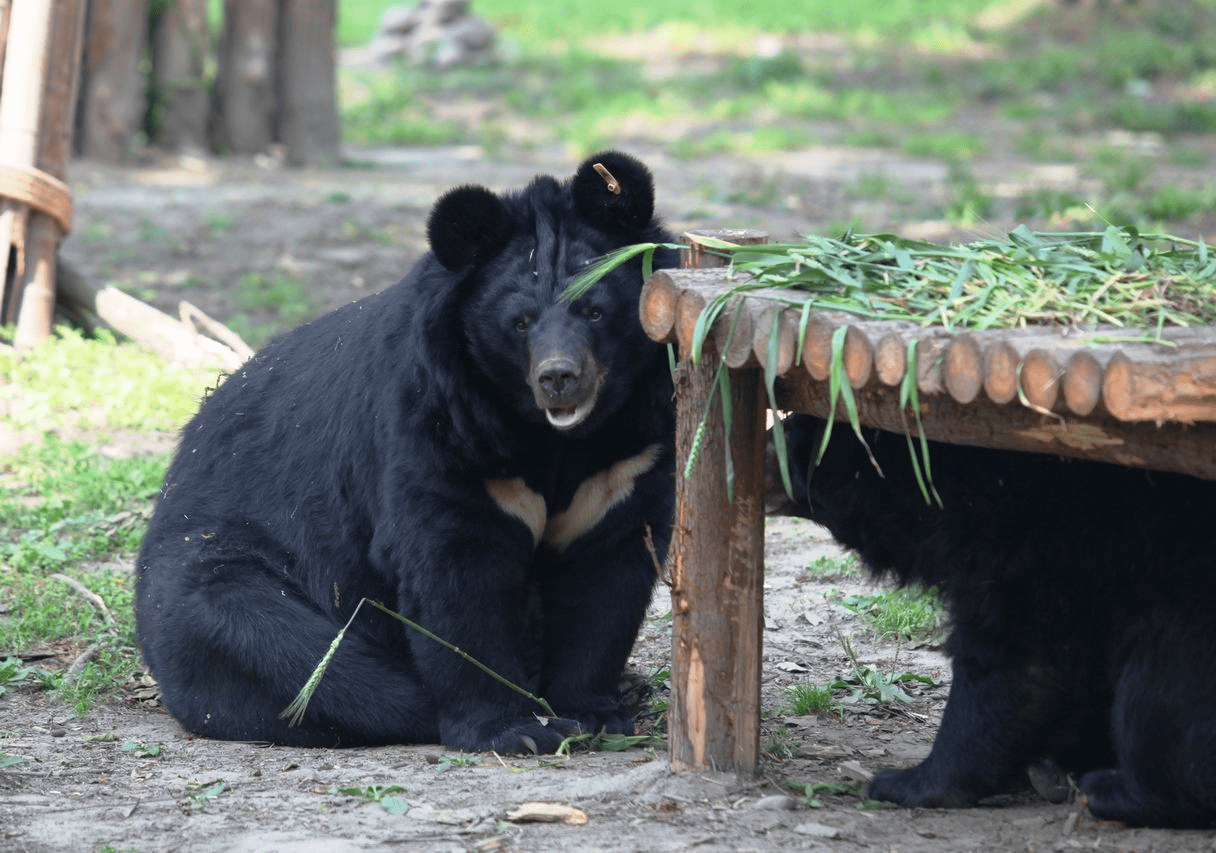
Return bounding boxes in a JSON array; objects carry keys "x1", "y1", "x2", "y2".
[{"x1": 536, "y1": 358, "x2": 580, "y2": 397}]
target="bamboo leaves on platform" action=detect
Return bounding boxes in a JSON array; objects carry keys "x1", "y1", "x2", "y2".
[
  {"x1": 722, "y1": 225, "x2": 1214, "y2": 333},
  {"x1": 566, "y1": 225, "x2": 1210, "y2": 504}
]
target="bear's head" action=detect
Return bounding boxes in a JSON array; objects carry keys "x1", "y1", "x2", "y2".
[{"x1": 424, "y1": 152, "x2": 675, "y2": 436}]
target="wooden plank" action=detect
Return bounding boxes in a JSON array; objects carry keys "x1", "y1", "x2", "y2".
[{"x1": 774, "y1": 371, "x2": 1216, "y2": 482}]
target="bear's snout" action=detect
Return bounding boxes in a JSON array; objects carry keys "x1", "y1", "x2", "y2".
[
  {"x1": 535, "y1": 356, "x2": 581, "y2": 398},
  {"x1": 526, "y1": 311, "x2": 607, "y2": 430},
  {"x1": 528, "y1": 352, "x2": 604, "y2": 430}
]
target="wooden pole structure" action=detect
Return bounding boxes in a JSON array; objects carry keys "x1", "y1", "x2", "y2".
[
  {"x1": 667, "y1": 230, "x2": 770, "y2": 775},
  {"x1": 0, "y1": 0, "x2": 84, "y2": 346}
]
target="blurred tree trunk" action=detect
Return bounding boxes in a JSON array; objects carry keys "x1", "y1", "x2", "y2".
[
  {"x1": 276, "y1": 0, "x2": 339, "y2": 165},
  {"x1": 75, "y1": 0, "x2": 149, "y2": 160},
  {"x1": 213, "y1": 0, "x2": 276, "y2": 155},
  {"x1": 149, "y1": 0, "x2": 209, "y2": 154}
]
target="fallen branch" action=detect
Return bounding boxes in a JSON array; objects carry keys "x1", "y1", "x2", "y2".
[
  {"x1": 50, "y1": 572, "x2": 115, "y2": 628},
  {"x1": 55, "y1": 257, "x2": 250, "y2": 371}
]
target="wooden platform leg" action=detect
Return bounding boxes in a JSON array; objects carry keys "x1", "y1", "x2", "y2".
[{"x1": 668, "y1": 350, "x2": 767, "y2": 775}]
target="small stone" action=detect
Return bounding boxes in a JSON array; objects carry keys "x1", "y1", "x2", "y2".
[
  {"x1": 752, "y1": 795, "x2": 798, "y2": 810},
  {"x1": 794, "y1": 822, "x2": 841, "y2": 838}
]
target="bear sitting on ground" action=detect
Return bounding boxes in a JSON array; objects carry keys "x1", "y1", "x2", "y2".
[
  {"x1": 773, "y1": 413, "x2": 1216, "y2": 828},
  {"x1": 135, "y1": 152, "x2": 677, "y2": 753}
]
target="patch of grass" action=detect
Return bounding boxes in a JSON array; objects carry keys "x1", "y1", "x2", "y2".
[
  {"x1": 184, "y1": 780, "x2": 228, "y2": 811},
  {"x1": 763, "y1": 727, "x2": 798, "y2": 760},
  {"x1": 902, "y1": 131, "x2": 985, "y2": 161},
  {"x1": 338, "y1": 784, "x2": 409, "y2": 814},
  {"x1": 1, "y1": 331, "x2": 208, "y2": 715},
  {"x1": 122, "y1": 740, "x2": 163, "y2": 758},
  {"x1": 0, "y1": 438, "x2": 164, "y2": 714},
  {"x1": 805, "y1": 553, "x2": 861, "y2": 580},
  {"x1": 787, "y1": 778, "x2": 868, "y2": 808},
  {"x1": 845, "y1": 172, "x2": 896, "y2": 200},
  {"x1": 230, "y1": 271, "x2": 316, "y2": 347},
  {"x1": 0, "y1": 658, "x2": 58, "y2": 696},
  {"x1": 0, "y1": 326, "x2": 213, "y2": 435},
  {"x1": 836, "y1": 584, "x2": 945, "y2": 643},
  {"x1": 782, "y1": 682, "x2": 840, "y2": 716},
  {"x1": 944, "y1": 163, "x2": 994, "y2": 225},
  {"x1": 829, "y1": 635, "x2": 943, "y2": 706},
  {"x1": 1139, "y1": 183, "x2": 1216, "y2": 222},
  {"x1": 435, "y1": 754, "x2": 481, "y2": 771},
  {"x1": 204, "y1": 212, "x2": 236, "y2": 236}
]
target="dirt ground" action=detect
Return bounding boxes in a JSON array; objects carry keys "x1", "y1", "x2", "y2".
[
  {"x1": 5, "y1": 520, "x2": 1211, "y2": 853},
  {"x1": 3, "y1": 145, "x2": 1215, "y2": 851}
]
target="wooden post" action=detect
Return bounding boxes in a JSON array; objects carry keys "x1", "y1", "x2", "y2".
[{"x1": 668, "y1": 230, "x2": 769, "y2": 775}]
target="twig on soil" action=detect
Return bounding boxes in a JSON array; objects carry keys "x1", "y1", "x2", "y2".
[
  {"x1": 50, "y1": 573, "x2": 115, "y2": 627},
  {"x1": 67, "y1": 643, "x2": 102, "y2": 676}
]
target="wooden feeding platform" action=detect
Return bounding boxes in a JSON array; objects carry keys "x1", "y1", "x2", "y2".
[{"x1": 649, "y1": 230, "x2": 1216, "y2": 776}]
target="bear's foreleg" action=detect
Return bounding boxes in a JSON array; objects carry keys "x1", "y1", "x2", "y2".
[
  {"x1": 389, "y1": 492, "x2": 592, "y2": 754},
  {"x1": 534, "y1": 528, "x2": 661, "y2": 735}
]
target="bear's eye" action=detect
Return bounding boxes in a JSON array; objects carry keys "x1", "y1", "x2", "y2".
[
  {"x1": 514, "y1": 317, "x2": 530, "y2": 334},
  {"x1": 585, "y1": 307, "x2": 603, "y2": 322}
]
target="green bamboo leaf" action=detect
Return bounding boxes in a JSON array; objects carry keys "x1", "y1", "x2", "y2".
[
  {"x1": 561, "y1": 242, "x2": 681, "y2": 303},
  {"x1": 763, "y1": 309, "x2": 792, "y2": 499},
  {"x1": 717, "y1": 362, "x2": 735, "y2": 502},
  {"x1": 282, "y1": 597, "x2": 558, "y2": 725},
  {"x1": 829, "y1": 326, "x2": 880, "y2": 474},
  {"x1": 898, "y1": 340, "x2": 942, "y2": 506}
]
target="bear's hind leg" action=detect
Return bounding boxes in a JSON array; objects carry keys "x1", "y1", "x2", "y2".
[
  {"x1": 1078, "y1": 768, "x2": 1206, "y2": 829},
  {"x1": 869, "y1": 648, "x2": 1067, "y2": 808},
  {"x1": 137, "y1": 543, "x2": 437, "y2": 746},
  {"x1": 1081, "y1": 614, "x2": 1216, "y2": 829}
]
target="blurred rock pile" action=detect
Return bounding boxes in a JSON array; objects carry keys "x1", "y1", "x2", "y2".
[{"x1": 369, "y1": 0, "x2": 496, "y2": 68}]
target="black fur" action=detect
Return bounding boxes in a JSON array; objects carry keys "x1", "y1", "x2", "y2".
[
  {"x1": 135, "y1": 152, "x2": 678, "y2": 753},
  {"x1": 777, "y1": 414, "x2": 1216, "y2": 828}
]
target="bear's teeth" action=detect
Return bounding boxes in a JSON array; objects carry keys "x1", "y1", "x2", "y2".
[{"x1": 546, "y1": 398, "x2": 594, "y2": 430}]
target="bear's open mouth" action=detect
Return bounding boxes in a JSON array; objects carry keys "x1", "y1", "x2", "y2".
[{"x1": 545, "y1": 394, "x2": 597, "y2": 430}]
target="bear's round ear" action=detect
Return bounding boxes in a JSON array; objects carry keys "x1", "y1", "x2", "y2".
[
  {"x1": 572, "y1": 151, "x2": 655, "y2": 233},
  {"x1": 427, "y1": 185, "x2": 511, "y2": 271}
]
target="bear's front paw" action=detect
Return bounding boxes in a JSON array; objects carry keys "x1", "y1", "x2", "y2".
[
  {"x1": 440, "y1": 715, "x2": 585, "y2": 754},
  {"x1": 558, "y1": 707, "x2": 635, "y2": 739},
  {"x1": 868, "y1": 766, "x2": 979, "y2": 809}
]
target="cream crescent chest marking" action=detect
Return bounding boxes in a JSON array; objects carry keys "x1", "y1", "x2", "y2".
[
  {"x1": 483, "y1": 477, "x2": 547, "y2": 546},
  {"x1": 485, "y1": 443, "x2": 662, "y2": 552}
]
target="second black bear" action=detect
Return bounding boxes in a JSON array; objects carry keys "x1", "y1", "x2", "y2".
[
  {"x1": 775, "y1": 413, "x2": 1216, "y2": 828},
  {"x1": 135, "y1": 152, "x2": 677, "y2": 752}
]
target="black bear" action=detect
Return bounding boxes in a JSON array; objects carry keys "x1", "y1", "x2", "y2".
[
  {"x1": 773, "y1": 413, "x2": 1216, "y2": 828},
  {"x1": 135, "y1": 152, "x2": 678, "y2": 753}
]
